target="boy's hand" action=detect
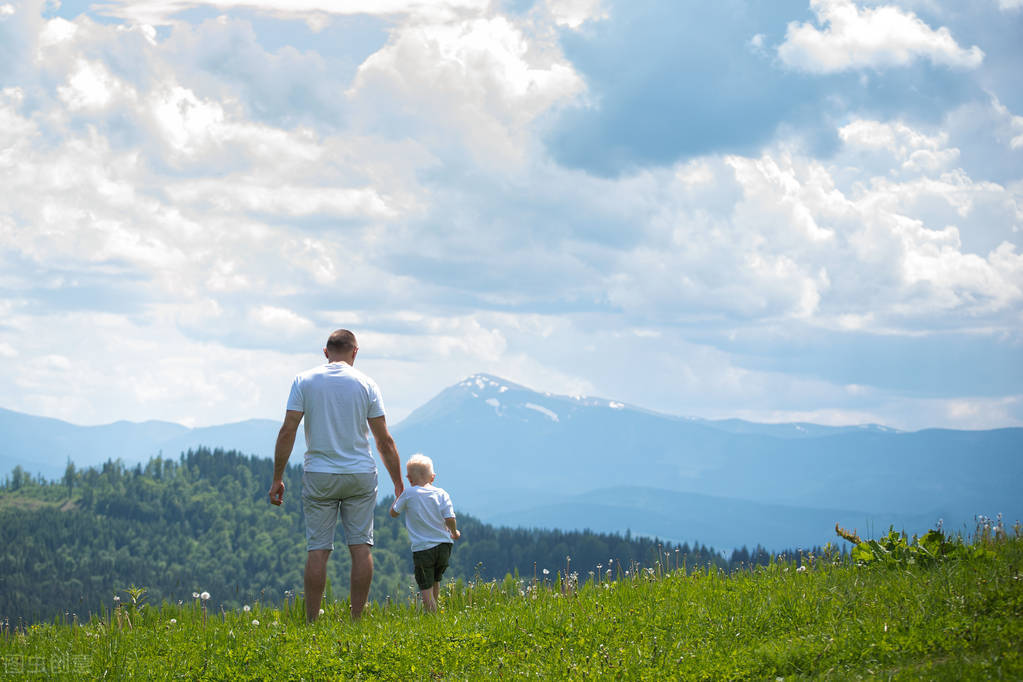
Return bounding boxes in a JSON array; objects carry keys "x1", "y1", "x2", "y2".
[{"x1": 450, "y1": 529, "x2": 461, "y2": 540}]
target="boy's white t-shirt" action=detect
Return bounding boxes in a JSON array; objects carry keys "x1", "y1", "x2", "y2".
[{"x1": 392, "y1": 484, "x2": 455, "y2": 552}]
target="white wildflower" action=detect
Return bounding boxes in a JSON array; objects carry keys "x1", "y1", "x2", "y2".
[
  {"x1": 796, "y1": 565, "x2": 807, "y2": 573},
  {"x1": 192, "y1": 592, "x2": 200, "y2": 599},
  {"x1": 200, "y1": 591, "x2": 210, "y2": 601},
  {"x1": 169, "y1": 618, "x2": 177, "y2": 624},
  {"x1": 252, "y1": 619, "x2": 260, "y2": 626},
  {"x1": 542, "y1": 568, "x2": 550, "y2": 575},
  {"x1": 319, "y1": 609, "x2": 325, "y2": 616},
  {"x1": 243, "y1": 605, "x2": 251, "y2": 612}
]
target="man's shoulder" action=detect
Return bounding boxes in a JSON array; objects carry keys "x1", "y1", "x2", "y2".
[
  {"x1": 295, "y1": 363, "x2": 330, "y2": 380},
  {"x1": 295, "y1": 363, "x2": 377, "y2": 385},
  {"x1": 345, "y1": 365, "x2": 380, "y2": 388}
]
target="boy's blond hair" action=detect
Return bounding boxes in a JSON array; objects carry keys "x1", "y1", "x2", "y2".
[{"x1": 406, "y1": 453, "x2": 435, "y2": 484}]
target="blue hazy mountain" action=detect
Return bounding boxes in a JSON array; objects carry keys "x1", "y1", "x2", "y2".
[
  {"x1": 482, "y1": 486, "x2": 943, "y2": 553},
  {"x1": 3, "y1": 373, "x2": 1020, "y2": 551},
  {"x1": 391, "y1": 374, "x2": 1023, "y2": 550},
  {"x1": 0, "y1": 407, "x2": 305, "y2": 479}
]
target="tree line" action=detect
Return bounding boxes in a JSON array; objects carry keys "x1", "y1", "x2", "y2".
[{"x1": 1, "y1": 449, "x2": 806, "y2": 624}]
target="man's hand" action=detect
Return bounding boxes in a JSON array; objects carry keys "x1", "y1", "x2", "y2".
[
  {"x1": 394, "y1": 482, "x2": 404, "y2": 500},
  {"x1": 268, "y1": 480, "x2": 285, "y2": 506}
]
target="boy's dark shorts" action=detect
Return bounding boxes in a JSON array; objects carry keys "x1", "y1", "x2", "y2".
[{"x1": 413, "y1": 542, "x2": 453, "y2": 591}]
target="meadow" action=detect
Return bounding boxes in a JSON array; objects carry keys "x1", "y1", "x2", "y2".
[{"x1": 2, "y1": 523, "x2": 1020, "y2": 680}]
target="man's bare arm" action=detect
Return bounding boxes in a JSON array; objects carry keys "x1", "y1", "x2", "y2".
[
  {"x1": 268, "y1": 410, "x2": 303, "y2": 506},
  {"x1": 369, "y1": 415, "x2": 403, "y2": 500}
]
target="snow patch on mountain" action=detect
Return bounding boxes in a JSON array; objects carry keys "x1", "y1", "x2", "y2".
[{"x1": 524, "y1": 402, "x2": 559, "y2": 422}]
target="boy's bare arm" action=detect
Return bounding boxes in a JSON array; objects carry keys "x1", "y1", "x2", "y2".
[{"x1": 445, "y1": 517, "x2": 460, "y2": 540}]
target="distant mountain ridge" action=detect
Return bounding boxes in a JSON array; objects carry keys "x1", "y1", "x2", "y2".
[
  {"x1": 0, "y1": 407, "x2": 306, "y2": 479},
  {"x1": 390, "y1": 374, "x2": 1023, "y2": 550},
  {"x1": 2, "y1": 374, "x2": 1020, "y2": 552}
]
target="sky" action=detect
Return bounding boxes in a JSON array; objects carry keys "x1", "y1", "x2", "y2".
[{"x1": 0, "y1": 0, "x2": 1020, "y2": 431}]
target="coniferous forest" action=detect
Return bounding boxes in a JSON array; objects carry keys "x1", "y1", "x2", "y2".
[{"x1": 0, "y1": 448, "x2": 773, "y2": 625}]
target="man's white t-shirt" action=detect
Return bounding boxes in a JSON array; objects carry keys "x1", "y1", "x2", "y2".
[
  {"x1": 286, "y1": 362, "x2": 386, "y2": 474},
  {"x1": 391, "y1": 484, "x2": 455, "y2": 552}
]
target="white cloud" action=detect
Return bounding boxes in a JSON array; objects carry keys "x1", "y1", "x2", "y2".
[
  {"x1": 596, "y1": 125, "x2": 1022, "y2": 330},
  {"x1": 0, "y1": 0, "x2": 1019, "y2": 434},
  {"x1": 168, "y1": 180, "x2": 395, "y2": 219},
  {"x1": 38, "y1": 17, "x2": 78, "y2": 48},
  {"x1": 544, "y1": 0, "x2": 607, "y2": 29},
  {"x1": 778, "y1": 0, "x2": 984, "y2": 73},
  {"x1": 988, "y1": 98, "x2": 1023, "y2": 151},
  {"x1": 997, "y1": 0, "x2": 1023, "y2": 10},
  {"x1": 250, "y1": 305, "x2": 315, "y2": 335},
  {"x1": 839, "y1": 119, "x2": 959, "y2": 173},
  {"x1": 58, "y1": 58, "x2": 134, "y2": 110},
  {"x1": 149, "y1": 85, "x2": 228, "y2": 156},
  {"x1": 348, "y1": 15, "x2": 584, "y2": 164},
  {"x1": 93, "y1": 0, "x2": 489, "y2": 26}
]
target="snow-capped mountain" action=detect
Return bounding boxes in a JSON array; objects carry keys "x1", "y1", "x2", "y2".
[
  {"x1": 391, "y1": 373, "x2": 1023, "y2": 550},
  {"x1": 3, "y1": 373, "x2": 1020, "y2": 551}
]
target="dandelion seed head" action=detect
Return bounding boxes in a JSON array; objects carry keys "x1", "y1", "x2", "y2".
[
  {"x1": 252, "y1": 619, "x2": 260, "y2": 626},
  {"x1": 319, "y1": 609, "x2": 325, "y2": 616},
  {"x1": 542, "y1": 569, "x2": 550, "y2": 575},
  {"x1": 169, "y1": 618, "x2": 176, "y2": 624},
  {"x1": 200, "y1": 591, "x2": 210, "y2": 601},
  {"x1": 243, "y1": 605, "x2": 251, "y2": 612}
]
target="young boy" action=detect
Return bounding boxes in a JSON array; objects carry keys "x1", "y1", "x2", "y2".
[{"x1": 389, "y1": 453, "x2": 460, "y2": 612}]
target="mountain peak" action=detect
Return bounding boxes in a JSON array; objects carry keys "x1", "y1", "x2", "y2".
[{"x1": 457, "y1": 373, "x2": 521, "y2": 393}]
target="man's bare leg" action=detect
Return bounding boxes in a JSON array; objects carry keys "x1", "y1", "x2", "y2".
[
  {"x1": 305, "y1": 549, "x2": 331, "y2": 623},
  {"x1": 349, "y1": 543, "x2": 373, "y2": 620},
  {"x1": 420, "y1": 586, "x2": 437, "y2": 613}
]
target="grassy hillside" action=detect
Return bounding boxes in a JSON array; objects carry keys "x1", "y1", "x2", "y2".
[{"x1": 2, "y1": 528, "x2": 1020, "y2": 679}]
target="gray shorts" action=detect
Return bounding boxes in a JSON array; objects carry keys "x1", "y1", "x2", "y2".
[{"x1": 302, "y1": 471, "x2": 377, "y2": 551}]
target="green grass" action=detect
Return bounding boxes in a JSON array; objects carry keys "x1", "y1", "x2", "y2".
[{"x1": 3, "y1": 535, "x2": 1021, "y2": 680}]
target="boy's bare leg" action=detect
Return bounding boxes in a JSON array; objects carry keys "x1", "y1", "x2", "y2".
[
  {"x1": 432, "y1": 582, "x2": 440, "y2": 608},
  {"x1": 421, "y1": 587, "x2": 438, "y2": 612}
]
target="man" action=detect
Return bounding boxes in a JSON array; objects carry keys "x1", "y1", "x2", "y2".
[{"x1": 268, "y1": 329, "x2": 404, "y2": 622}]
